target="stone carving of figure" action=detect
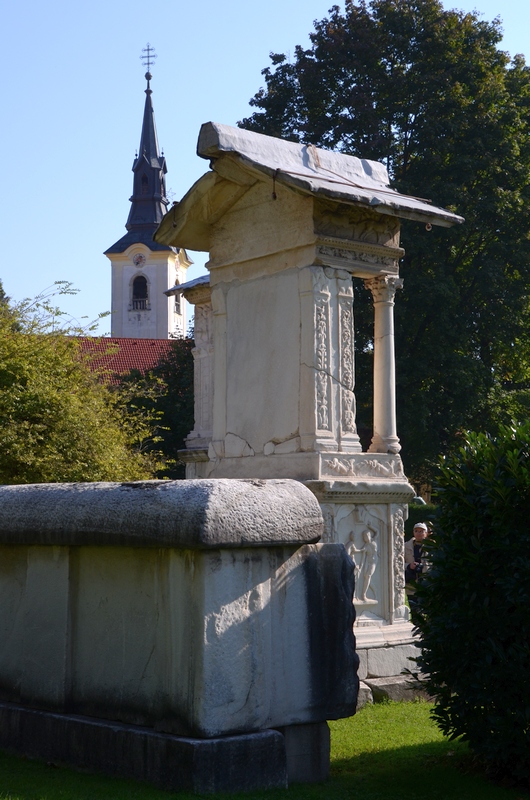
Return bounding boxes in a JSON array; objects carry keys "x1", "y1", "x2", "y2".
[{"x1": 347, "y1": 529, "x2": 378, "y2": 604}]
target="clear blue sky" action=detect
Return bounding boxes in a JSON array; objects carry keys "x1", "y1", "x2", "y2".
[{"x1": 1, "y1": 0, "x2": 529, "y2": 334}]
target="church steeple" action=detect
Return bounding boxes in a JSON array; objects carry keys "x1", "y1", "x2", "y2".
[
  {"x1": 126, "y1": 70, "x2": 169, "y2": 233},
  {"x1": 105, "y1": 48, "x2": 172, "y2": 254},
  {"x1": 104, "y1": 46, "x2": 190, "y2": 339}
]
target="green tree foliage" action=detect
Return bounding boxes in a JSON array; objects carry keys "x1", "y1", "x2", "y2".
[
  {"x1": 118, "y1": 338, "x2": 195, "y2": 479},
  {"x1": 240, "y1": 0, "x2": 530, "y2": 481},
  {"x1": 0, "y1": 284, "x2": 162, "y2": 483},
  {"x1": 417, "y1": 425, "x2": 530, "y2": 785}
]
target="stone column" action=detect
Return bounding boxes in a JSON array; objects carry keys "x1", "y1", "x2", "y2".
[{"x1": 364, "y1": 276, "x2": 403, "y2": 454}]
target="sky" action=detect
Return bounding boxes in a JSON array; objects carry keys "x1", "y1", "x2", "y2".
[{"x1": 2, "y1": 0, "x2": 529, "y2": 334}]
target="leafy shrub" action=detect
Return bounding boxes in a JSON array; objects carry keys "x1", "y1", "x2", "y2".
[
  {"x1": 417, "y1": 424, "x2": 530, "y2": 785},
  {"x1": 0, "y1": 283, "x2": 163, "y2": 483}
]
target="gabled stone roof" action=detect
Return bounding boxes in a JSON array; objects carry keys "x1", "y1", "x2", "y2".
[{"x1": 154, "y1": 123, "x2": 463, "y2": 251}]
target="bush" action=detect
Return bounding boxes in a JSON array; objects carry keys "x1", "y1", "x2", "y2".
[
  {"x1": 417, "y1": 424, "x2": 530, "y2": 785},
  {"x1": 0, "y1": 283, "x2": 163, "y2": 483}
]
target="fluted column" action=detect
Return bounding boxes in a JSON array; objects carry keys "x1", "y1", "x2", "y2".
[{"x1": 364, "y1": 276, "x2": 403, "y2": 454}]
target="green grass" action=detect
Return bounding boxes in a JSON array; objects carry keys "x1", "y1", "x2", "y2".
[{"x1": 0, "y1": 701, "x2": 528, "y2": 799}]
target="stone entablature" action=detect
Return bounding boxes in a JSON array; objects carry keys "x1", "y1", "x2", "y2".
[{"x1": 315, "y1": 235, "x2": 404, "y2": 276}]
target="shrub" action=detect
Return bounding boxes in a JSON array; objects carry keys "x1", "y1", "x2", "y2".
[{"x1": 417, "y1": 424, "x2": 530, "y2": 785}]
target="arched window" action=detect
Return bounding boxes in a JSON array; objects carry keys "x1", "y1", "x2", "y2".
[
  {"x1": 141, "y1": 174, "x2": 149, "y2": 194},
  {"x1": 132, "y1": 275, "x2": 149, "y2": 310},
  {"x1": 174, "y1": 282, "x2": 181, "y2": 315}
]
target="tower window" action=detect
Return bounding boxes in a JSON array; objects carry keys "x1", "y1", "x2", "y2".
[
  {"x1": 132, "y1": 275, "x2": 149, "y2": 310},
  {"x1": 174, "y1": 282, "x2": 181, "y2": 315},
  {"x1": 141, "y1": 174, "x2": 149, "y2": 194}
]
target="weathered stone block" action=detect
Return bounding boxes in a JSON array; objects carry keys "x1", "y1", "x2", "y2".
[
  {"x1": 0, "y1": 480, "x2": 358, "y2": 739},
  {"x1": 366, "y1": 644, "x2": 421, "y2": 678},
  {"x1": 364, "y1": 675, "x2": 430, "y2": 703}
]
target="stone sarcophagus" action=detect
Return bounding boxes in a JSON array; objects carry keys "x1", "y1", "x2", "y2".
[
  {"x1": 0, "y1": 479, "x2": 357, "y2": 793},
  {"x1": 156, "y1": 123, "x2": 462, "y2": 674}
]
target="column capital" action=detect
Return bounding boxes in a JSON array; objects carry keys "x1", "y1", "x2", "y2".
[{"x1": 364, "y1": 275, "x2": 403, "y2": 304}]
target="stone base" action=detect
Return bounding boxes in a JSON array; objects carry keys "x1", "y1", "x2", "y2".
[
  {"x1": 0, "y1": 702, "x2": 288, "y2": 794},
  {"x1": 278, "y1": 722, "x2": 330, "y2": 784},
  {"x1": 355, "y1": 621, "x2": 421, "y2": 680}
]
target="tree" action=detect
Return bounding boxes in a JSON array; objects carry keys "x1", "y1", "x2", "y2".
[
  {"x1": 0, "y1": 284, "x2": 163, "y2": 483},
  {"x1": 118, "y1": 338, "x2": 195, "y2": 479},
  {"x1": 417, "y1": 425, "x2": 530, "y2": 785},
  {"x1": 240, "y1": 0, "x2": 530, "y2": 482}
]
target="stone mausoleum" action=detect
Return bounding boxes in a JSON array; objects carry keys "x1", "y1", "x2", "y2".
[{"x1": 157, "y1": 122, "x2": 463, "y2": 679}]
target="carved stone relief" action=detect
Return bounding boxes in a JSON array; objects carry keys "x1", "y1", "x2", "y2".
[
  {"x1": 364, "y1": 275, "x2": 404, "y2": 304},
  {"x1": 194, "y1": 303, "x2": 212, "y2": 345},
  {"x1": 322, "y1": 456, "x2": 405, "y2": 479},
  {"x1": 319, "y1": 502, "x2": 385, "y2": 617},
  {"x1": 392, "y1": 506, "x2": 406, "y2": 611},
  {"x1": 313, "y1": 269, "x2": 331, "y2": 433},
  {"x1": 317, "y1": 244, "x2": 399, "y2": 272},
  {"x1": 338, "y1": 284, "x2": 357, "y2": 436},
  {"x1": 347, "y1": 529, "x2": 378, "y2": 604}
]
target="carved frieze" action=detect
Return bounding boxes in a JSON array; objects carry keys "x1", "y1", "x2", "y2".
[
  {"x1": 322, "y1": 455, "x2": 405, "y2": 479},
  {"x1": 315, "y1": 235, "x2": 404, "y2": 276}
]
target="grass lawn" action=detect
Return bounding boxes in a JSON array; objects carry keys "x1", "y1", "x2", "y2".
[{"x1": 0, "y1": 701, "x2": 528, "y2": 800}]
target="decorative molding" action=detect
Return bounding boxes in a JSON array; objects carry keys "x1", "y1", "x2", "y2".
[
  {"x1": 339, "y1": 301, "x2": 356, "y2": 434},
  {"x1": 316, "y1": 235, "x2": 403, "y2": 274},
  {"x1": 322, "y1": 456, "x2": 405, "y2": 479},
  {"x1": 392, "y1": 506, "x2": 406, "y2": 611},
  {"x1": 313, "y1": 269, "x2": 331, "y2": 432}
]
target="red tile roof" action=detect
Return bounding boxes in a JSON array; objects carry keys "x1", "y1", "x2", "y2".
[{"x1": 78, "y1": 337, "x2": 176, "y2": 382}]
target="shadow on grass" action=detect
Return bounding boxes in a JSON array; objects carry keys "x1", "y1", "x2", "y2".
[
  {"x1": 1, "y1": 739, "x2": 529, "y2": 800},
  {"x1": 327, "y1": 739, "x2": 530, "y2": 800}
]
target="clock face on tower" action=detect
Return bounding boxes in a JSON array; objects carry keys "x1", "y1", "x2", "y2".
[{"x1": 132, "y1": 253, "x2": 146, "y2": 267}]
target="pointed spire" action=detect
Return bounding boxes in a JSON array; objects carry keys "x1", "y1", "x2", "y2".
[{"x1": 105, "y1": 45, "x2": 172, "y2": 254}]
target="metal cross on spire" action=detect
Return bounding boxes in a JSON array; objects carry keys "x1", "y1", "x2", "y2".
[{"x1": 140, "y1": 43, "x2": 157, "y2": 72}]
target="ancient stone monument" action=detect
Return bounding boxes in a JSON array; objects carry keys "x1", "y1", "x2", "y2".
[
  {"x1": 0, "y1": 479, "x2": 357, "y2": 792},
  {"x1": 157, "y1": 122, "x2": 463, "y2": 679}
]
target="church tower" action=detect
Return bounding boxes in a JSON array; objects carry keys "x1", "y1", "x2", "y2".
[{"x1": 105, "y1": 49, "x2": 190, "y2": 338}]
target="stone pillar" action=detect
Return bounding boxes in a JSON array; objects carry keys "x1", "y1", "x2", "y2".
[
  {"x1": 176, "y1": 278, "x2": 213, "y2": 478},
  {"x1": 301, "y1": 267, "x2": 362, "y2": 455},
  {"x1": 364, "y1": 276, "x2": 403, "y2": 455}
]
